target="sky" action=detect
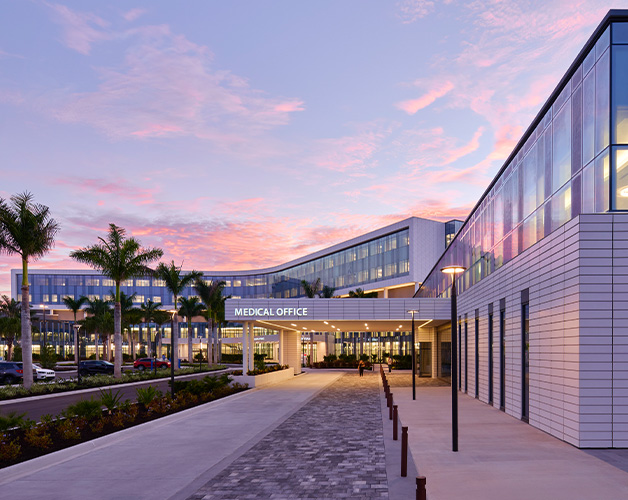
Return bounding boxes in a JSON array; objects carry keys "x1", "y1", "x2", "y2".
[{"x1": 0, "y1": 0, "x2": 624, "y2": 296}]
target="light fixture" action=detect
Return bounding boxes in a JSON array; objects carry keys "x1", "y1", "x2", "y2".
[
  {"x1": 620, "y1": 187, "x2": 628, "y2": 197},
  {"x1": 324, "y1": 321, "x2": 329, "y2": 325},
  {"x1": 291, "y1": 323, "x2": 297, "y2": 327},
  {"x1": 440, "y1": 266, "x2": 466, "y2": 275}
]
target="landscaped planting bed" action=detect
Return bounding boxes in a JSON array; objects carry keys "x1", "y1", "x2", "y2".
[
  {"x1": 0, "y1": 373, "x2": 248, "y2": 468},
  {"x1": 0, "y1": 365, "x2": 227, "y2": 401}
]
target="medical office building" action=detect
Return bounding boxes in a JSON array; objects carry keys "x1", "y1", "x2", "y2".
[{"x1": 9, "y1": 10, "x2": 628, "y2": 449}]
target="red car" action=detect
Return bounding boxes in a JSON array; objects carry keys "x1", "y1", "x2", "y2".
[{"x1": 134, "y1": 358, "x2": 170, "y2": 370}]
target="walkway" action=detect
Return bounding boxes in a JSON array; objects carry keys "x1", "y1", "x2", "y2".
[
  {"x1": 390, "y1": 384, "x2": 628, "y2": 500},
  {"x1": 188, "y1": 373, "x2": 387, "y2": 499},
  {"x1": 0, "y1": 372, "x2": 343, "y2": 500}
]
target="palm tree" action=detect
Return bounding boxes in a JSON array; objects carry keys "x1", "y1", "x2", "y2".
[
  {"x1": 155, "y1": 261, "x2": 201, "y2": 369},
  {"x1": 84, "y1": 297, "x2": 113, "y2": 360},
  {"x1": 152, "y1": 309, "x2": 171, "y2": 358},
  {"x1": 140, "y1": 299, "x2": 162, "y2": 357},
  {"x1": 321, "y1": 285, "x2": 336, "y2": 298},
  {"x1": 301, "y1": 278, "x2": 321, "y2": 298},
  {"x1": 0, "y1": 315, "x2": 20, "y2": 360},
  {"x1": 0, "y1": 192, "x2": 60, "y2": 388},
  {"x1": 70, "y1": 224, "x2": 163, "y2": 378},
  {"x1": 195, "y1": 278, "x2": 226, "y2": 365},
  {"x1": 348, "y1": 288, "x2": 378, "y2": 298},
  {"x1": 178, "y1": 296, "x2": 204, "y2": 364},
  {"x1": 110, "y1": 291, "x2": 140, "y2": 360},
  {"x1": 62, "y1": 295, "x2": 87, "y2": 364}
]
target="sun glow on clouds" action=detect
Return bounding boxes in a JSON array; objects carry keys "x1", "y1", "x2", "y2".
[{"x1": 396, "y1": 81, "x2": 454, "y2": 115}]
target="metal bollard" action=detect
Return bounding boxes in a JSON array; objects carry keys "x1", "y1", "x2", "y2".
[
  {"x1": 389, "y1": 394, "x2": 394, "y2": 420},
  {"x1": 416, "y1": 476, "x2": 426, "y2": 500},
  {"x1": 387, "y1": 391, "x2": 392, "y2": 407},
  {"x1": 401, "y1": 426, "x2": 408, "y2": 477},
  {"x1": 393, "y1": 405, "x2": 398, "y2": 440}
]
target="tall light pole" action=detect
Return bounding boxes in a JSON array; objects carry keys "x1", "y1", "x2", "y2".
[
  {"x1": 441, "y1": 265, "x2": 466, "y2": 452},
  {"x1": 40, "y1": 304, "x2": 47, "y2": 351},
  {"x1": 407, "y1": 310, "x2": 419, "y2": 400},
  {"x1": 169, "y1": 309, "x2": 177, "y2": 398},
  {"x1": 73, "y1": 323, "x2": 82, "y2": 385}
]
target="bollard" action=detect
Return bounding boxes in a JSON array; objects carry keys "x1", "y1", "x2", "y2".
[
  {"x1": 401, "y1": 426, "x2": 408, "y2": 477},
  {"x1": 389, "y1": 394, "x2": 394, "y2": 420},
  {"x1": 393, "y1": 405, "x2": 398, "y2": 440},
  {"x1": 416, "y1": 476, "x2": 426, "y2": 500},
  {"x1": 387, "y1": 391, "x2": 392, "y2": 408}
]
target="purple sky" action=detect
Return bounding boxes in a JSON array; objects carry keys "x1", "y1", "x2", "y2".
[{"x1": 0, "y1": 0, "x2": 621, "y2": 295}]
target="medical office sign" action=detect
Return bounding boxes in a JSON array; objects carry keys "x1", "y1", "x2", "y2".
[{"x1": 234, "y1": 307, "x2": 309, "y2": 318}]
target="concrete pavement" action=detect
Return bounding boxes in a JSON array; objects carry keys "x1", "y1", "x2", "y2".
[
  {"x1": 392, "y1": 385, "x2": 628, "y2": 500},
  {"x1": 0, "y1": 371, "x2": 344, "y2": 500}
]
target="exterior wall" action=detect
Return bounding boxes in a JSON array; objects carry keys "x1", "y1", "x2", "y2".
[{"x1": 455, "y1": 213, "x2": 628, "y2": 448}]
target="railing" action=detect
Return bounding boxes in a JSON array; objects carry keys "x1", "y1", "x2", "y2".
[{"x1": 379, "y1": 364, "x2": 427, "y2": 500}]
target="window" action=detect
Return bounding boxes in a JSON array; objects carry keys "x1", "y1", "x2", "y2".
[
  {"x1": 133, "y1": 295, "x2": 144, "y2": 303},
  {"x1": 136, "y1": 279, "x2": 150, "y2": 287},
  {"x1": 475, "y1": 310, "x2": 479, "y2": 399},
  {"x1": 85, "y1": 278, "x2": 100, "y2": 286},
  {"x1": 102, "y1": 279, "x2": 115, "y2": 287},
  {"x1": 464, "y1": 315, "x2": 468, "y2": 393},
  {"x1": 153, "y1": 279, "x2": 165, "y2": 287},
  {"x1": 153, "y1": 296, "x2": 161, "y2": 303},
  {"x1": 500, "y1": 303, "x2": 506, "y2": 412}
]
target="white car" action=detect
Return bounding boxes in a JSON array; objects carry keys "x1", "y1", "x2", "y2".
[{"x1": 33, "y1": 363, "x2": 55, "y2": 381}]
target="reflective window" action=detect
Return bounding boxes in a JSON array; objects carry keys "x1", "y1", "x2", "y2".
[
  {"x1": 595, "y1": 149, "x2": 610, "y2": 212},
  {"x1": 596, "y1": 48, "x2": 610, "y2": 154},
  {"x1": 553, "y1": 100, "x2": 571, "y2": 191},
  {"x1": 583, "y1": 69, "x2": 596, "y2": 164},
  {"x1": 612, "y1": 45, "x2": 628, "y2": 143},
  {"x1": 614, "y1": 147, "x2": 628, "y2": 209}
]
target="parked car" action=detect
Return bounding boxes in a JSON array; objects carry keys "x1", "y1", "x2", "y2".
[
  {"x1": 79, "y1": 360, "x2": 114, "y2": 376},
  {"x1": 134, "y1": 358, "x2": 170, "y2": 370},
  {"x1": 0, "y1": 361, "x2": 23, "y2": 385},
  {"x1": 32, "y1": 363, "x2": 56, "y2": 381}
]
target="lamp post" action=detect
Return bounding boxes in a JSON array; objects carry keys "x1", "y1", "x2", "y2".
[
  {"x1": 169, "y1": 310, "x2": 177, "y2": 399},
  {"x1": 441, "y1": 265, "x2": 466, "y2": 452},
  {"x1": 40, "y1": 304, "x2": 47, "y2": 351},
  {"x1": 407, "y1": 310, "x2": 419, "y2": 400},
  {"x1": 73, "y1": 323, "x2": 82, "y2": 385}
]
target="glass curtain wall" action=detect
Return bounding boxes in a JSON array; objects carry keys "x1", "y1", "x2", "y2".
[
  {"x1": 18, "y1": 229, "x2": 410, "y2": 305},
  {"x1": 419, "y1": 25, "x2": 618, "y2": 299}
]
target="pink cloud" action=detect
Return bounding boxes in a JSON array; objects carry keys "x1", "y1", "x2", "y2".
[
  {"x1": 123, "y1": 8, "x2": 147, "y2": 22},
  {"x1": 52, "y1": 176, "x2": 158, "y2": 205},
  {"x1": 396, "y1": 0, "x2": 435, "y2": 24},
  {"x1": 441, "y1": 126, "x2": 484, "y2": 166},
  {"x1": 47, "y1": 3, "x2": 111, "y2": 55},
  {"x1": 395, "y1": 81, "x2": 454, "y2": 114}
]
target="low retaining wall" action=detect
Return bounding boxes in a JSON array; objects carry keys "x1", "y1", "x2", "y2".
[{"x1": 231, "y1": 367, "x2": 295, "y2": 388}]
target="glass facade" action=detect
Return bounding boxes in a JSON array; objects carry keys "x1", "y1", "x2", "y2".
[
  {"x1": 17, "y1": 228, "x2": 410, "y2": 306},
  {"x1": 418, "y1": 22, "x2": 628, "y2": 299}
]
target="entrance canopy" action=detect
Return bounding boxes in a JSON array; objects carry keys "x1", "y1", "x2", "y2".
[{"x1": 225, "y1": 298, "x2": 451, "y2": 332}]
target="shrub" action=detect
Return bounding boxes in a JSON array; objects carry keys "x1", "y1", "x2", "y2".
[
  {"x1": 136, "y1": 386, "x2": 161, "y2": 406},
  {"x1": 99, "y1": 389, "x2": 123, "y2": 413},
  {"x1": 57, "y1": 419, "x2": 81, "y2": 440},
  {"x1": 0, "y1": 438, "x2": 21, "y2": 461},
  {"x1": 0, "y1": 411, "x2": 34, "y2": 432},
  {"x1": 12, "y1": 346, "x2": 22, "y2": 361},
  {"x1": 24, "y1": 426, "x2": 53, "y2": 449},
  {"x1": 64, "y1": 398, "x2": 103, "y2": 419},
  {"x1": 39, "y1": 344, "x2": 58, "y2": 370},
  {"x1": 323, "y1": 354, "x2": 337, "y2": 362}
]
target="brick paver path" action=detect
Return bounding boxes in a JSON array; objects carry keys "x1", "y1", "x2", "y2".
[{"x1": 188, "y1": 372, "x2": 388, "y2": 499}]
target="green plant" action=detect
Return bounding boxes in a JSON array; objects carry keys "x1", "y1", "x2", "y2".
[
  {"x1": 64, "y1": 398, "x2": 103, "y2": 419},
  {"x1": 0, "y1": 411, "x2": 33, "y2": 432},
  {"x1": 24, "y1": 426, "x2": 53, "y2": 449},
  {"x1": 0, "y1": 437, "x2": 21, "y2": 461},
  {"x1": 12, "y1": 345, "x2": 22, "y2": 361},
  {"x1": 57, "y1": 419, "x2": 81, "y2": 440},
  {"x1": 39, "y1": 344, "x2": 58, "y2": 370},
  {"x1": 136, "y1": 385, "x2": 161, "y2": 405},
  {"x1": 99, "y1": 388, "x2": 123, "y2": 413}
]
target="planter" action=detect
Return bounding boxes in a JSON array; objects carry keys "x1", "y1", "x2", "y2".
[{"x1": 231, "y1": 367, "x2": 294, "y2": 388}]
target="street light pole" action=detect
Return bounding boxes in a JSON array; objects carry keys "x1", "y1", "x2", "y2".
[
  {"x1": 73, "y1": 323, "x2": 82, "y2": 385},
  {"x1": 441, "y1": 265, "x2": 466, "y2": 453},
  {"x1": 169, "y1": 310, "x2": 176, "y2": 399},
  {"x1": 407, "y1": 310, "x2": 419, "y2": 401}
]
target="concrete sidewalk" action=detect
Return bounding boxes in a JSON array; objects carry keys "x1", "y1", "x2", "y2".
[
  {"x1": 0, "y1": 371, "x2": 343, "y2": 500},
  {"x1": 393, "y1": 386, "x2": 628, "y2": 500}
]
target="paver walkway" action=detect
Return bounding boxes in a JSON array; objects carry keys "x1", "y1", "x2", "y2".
[{"x1": 188, "y1": 373, "x2": 388, "y2": 499}]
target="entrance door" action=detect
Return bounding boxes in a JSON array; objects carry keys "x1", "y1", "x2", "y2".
[{"x1": 419, "y1": 342, "x2": 432, "y2": 377}]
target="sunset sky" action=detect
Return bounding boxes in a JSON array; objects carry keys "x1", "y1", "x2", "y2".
[{"x1": 0, "y1": 0, "x2": 623, "y2": 295}]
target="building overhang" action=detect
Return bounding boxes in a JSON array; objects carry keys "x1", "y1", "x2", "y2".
[{"x1": 225, "y1": 297, "x2": 451, "y2": 333}]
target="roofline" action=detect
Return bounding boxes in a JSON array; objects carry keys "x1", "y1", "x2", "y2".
[
  {"x1": 14, "y1": 216, "x2": 441, "y2": 279},
  {"x1": 415, "y1": 9, "x2": 627, "y2": 296}
]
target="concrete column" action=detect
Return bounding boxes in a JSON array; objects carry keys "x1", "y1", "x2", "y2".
[
  {"x1": 248, "y1": 323, "x2": 254, "y2": 370},
  {"x1": 242, "y1": 323, "x2": 249, "y2": 373},
  {"x1": 383, "y1": 287, "x2": 389, "y2": 298},
  {"x1": 283, "y1": 330, "x2": 301, "y2": 375},
  {"x1": 278, "y1": 329, "x2": 284, "y2": 365}
]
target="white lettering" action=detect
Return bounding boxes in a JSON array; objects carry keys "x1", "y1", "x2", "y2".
[{"x1": 235, "y1": 308, "x2": 243, "y2": 316}]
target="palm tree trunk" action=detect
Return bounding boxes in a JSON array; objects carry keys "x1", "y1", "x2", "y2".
[
  {"x1": 114, "y1": 300, "x2": 122, "y2": 378},
  {"x1": 73, "y1": 313, "x2": 78, "y2": 365},
  {"x1": 188, "y1": 321, "x2": 193, "y2": 364},
  {"x1": 8, "y1": 339, "x2": 13, "y2": 361},
  {"x1": 95, "y1": 333, "x2": 99, "y2": 360},
  {"x1": 207, "y1": 319, "x2": 212, "y2": 367},
  {"x1": 158, "y1": 328, "x2": 162, "y2": 358},
  {"x1": 212, "y1": 324, "x2": 218, "y2": 364},
  {"x1": 218, "y1": 325, "x2": 222, "y2": 363},
  {"x1": 21, "y1": 280, "x2": 34, "y2": 388}
]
